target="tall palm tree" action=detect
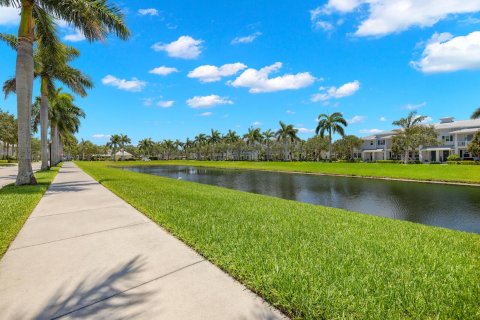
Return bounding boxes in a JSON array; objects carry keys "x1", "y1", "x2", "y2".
[
  {"x1": 276, "y1": 121, "x2": 299, "y2": 161},
  {"x1": 48, "y1": 89, "x2": 85, "y2": 165},
  {"x1": 118, "y1": 134, "x2": 131, "y2": 160},
  {"x1": 316, "y1": 112, "x2": 348, "y2": 161},
  {"x1": 138, "y1": 138, "x2": 154, "y2": 159},
  {"x1": 4, "y1": 37, "x2": 93, "y2": 170},
  {"x1": 472, "y1": 108, "x2": 480, "y2": 119},
  {"x1": 0, "y1": 0, "x2": 129, "y2": 185},
  {"x1": 107, "y1": 134, "x2": 122, "y2": 161}
]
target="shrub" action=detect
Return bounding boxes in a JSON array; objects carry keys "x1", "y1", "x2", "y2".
[
  {"x1": 447, "y1": 154, "x2": 460, "y2": 161},
  {"x1": 376, "y1": 160, "x2": 399, "y2": 164},
  {"x1": 447, "y1": 160, "x2": 480, "y2": 165}
]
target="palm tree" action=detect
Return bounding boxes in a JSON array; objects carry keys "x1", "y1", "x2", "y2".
[
  {"x1": 138, "y1": 138, "x2": 154, "y2": 159},
  {"x1": 163, "y1": 139, "x2": 175, "y2": 160},
  {"x1": 48, "y1": 89, "x2": 85, "y2": 165},
  {"x1": 472, "y1": 108, "x2": 480, "y2": 119},
  {"x1": 208, "y1": 129, "x2": 221, "y2": 160},
  {"x1": 392, "y1": 111, "x2": 429, "y2": 164},
  {"x1": 223, "y1": 130, "x2": 239, "y2": 160},
  {"x1": 276, "y1": 121, "x2": 299, "y2": 161},
  {"x1": 316, "y1": 112, "x2": 348, "y2": 161},
  {"x1": 263, "y1": 129, "x2": 275, "y2": 161},
  {"x1": 118, "y1": 134, "x2": 131, "y2": 160},
  {"x1": 0, "y1": 0, "x2": 129, "y2": 185},
  {"x1": 194, "y1": 133, "x2": 207, "y2": 159},
  {"x1": 184, "y1": 138, "x2": 194, "y2": 159},
  {"x1": 107, "y1": 134, "x2": 122, "y2": 161}
]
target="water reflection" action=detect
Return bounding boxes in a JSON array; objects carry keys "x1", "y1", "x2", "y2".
[{"x1": 123, "y1": 166, "x2": 480, "y2": 233}]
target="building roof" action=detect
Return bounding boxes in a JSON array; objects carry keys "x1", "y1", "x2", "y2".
[
  {"x1": 449, "y1": 127, "x2": 480, "y2": 134},
  {"x1": 361, "y1": 118, "x2": 480, "y2": 140},
  {"x1": 432, "y1": 119, "x2": 480, "y2": 130}
]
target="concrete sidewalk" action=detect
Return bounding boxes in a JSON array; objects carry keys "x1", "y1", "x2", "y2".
[
  {"x1": 0, "y1": 162, "x2": 41, "y2": 188},
  {"x1": 0, "y1": 162, "x2": 286, "y2": 320}
]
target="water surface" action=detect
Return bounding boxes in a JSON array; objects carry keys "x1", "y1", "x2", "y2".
[{"x1": 123, "y1": 165, "x2": 480, "y2": 233}]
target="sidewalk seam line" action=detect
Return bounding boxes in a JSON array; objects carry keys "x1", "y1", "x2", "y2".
[
  {"x1": 28, "y1": 205, "x2": 128, "y2": 219},
  {"x1": 10, "y1": 222, "x2": 150, "y2": 251},
  {"x1": 52, "y1": 259, "x2": 206, "y2": 320}
]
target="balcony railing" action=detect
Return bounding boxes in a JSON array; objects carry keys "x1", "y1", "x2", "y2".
[{"x1": 458, "y1": 141, "x2": 471, "y2": 147}]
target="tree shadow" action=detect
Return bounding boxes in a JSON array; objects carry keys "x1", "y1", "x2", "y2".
[
  {"x1": 12, "y1": 256, "x2": 153, "y2": 320},
  {"x1": 239, "y1": 303, "x2": 287, "y2": 320},
  {"x1": 46, "y1": 181, "x2": 100, "y2": 193}
]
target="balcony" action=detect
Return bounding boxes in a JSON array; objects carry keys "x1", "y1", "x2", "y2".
[{"x1": 458, "y1": 141, "x2": 471, "y2": 147}]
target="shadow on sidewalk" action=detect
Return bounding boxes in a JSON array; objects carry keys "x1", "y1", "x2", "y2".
[{"x1": 13, "y1": 256, "x2": 152, "y2": 320}]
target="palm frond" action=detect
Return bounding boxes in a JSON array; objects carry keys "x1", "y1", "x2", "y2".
[
  {"x1": 40, "y1": 0, "x2": 130, "y2": 42},
  {"x1": 2, "y1": 77, "x2": 16, "y2": 99},
  {"x1": 0, "y1": 32, "x2": 18, "y2": 50}
]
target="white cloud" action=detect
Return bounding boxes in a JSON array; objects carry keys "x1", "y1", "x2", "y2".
[
  {"x1": 411, "y1": 31, "x2": 480, "y2": 73},
  {"x1": 92, "y1": 134, "x2": 111, "y2": 139},
  {"x1": 360, "y1": 128, "x2": 383, "y2": 134},
  {"x1": 138, "y1": 8, "x2": 158, "y2": 16},
  {"x1": 348, "y1": 115, "x2": 367, "y2": 124},
  {"x1": 252, "y1": 121, "x2": 262, "y2": 126},
  {"x1": 286, "y1": 110, "x2": 296, "y2": 114},
  {"x1": 149, "y1": 66, "x2": 179, "y2": 76},
  {"x1": 311, "y1": 80, "x2": 360, "y2": 102},
  {"x1": 379, "y1": 116, "x2": 387, "y2": 121},
  {"x1": 0, "y1": 7, "x2": 20, "y2": 25},
  {"x1": 231, "y1": 32, "x2": 262, "y2": 44},
  {"x1": 188, "y1": 63, "x2": 247, "y2": 83},
  {"x1": 200, "y1": 112, "x2": 213, "y2": 117},
  {"x1": 229, "y1": 62, "x2": 315, "y2": 93},
  {"x1": 157, "y1": 100, "x2": 175, "y2": 108},
  {"x1": 152, "y1": 36, "x2": 203, "y2": 59},
  {"x1": 403, "y1": 102, "x2": 426, "y2": 110},
  {"x1": 312, "y1": 1, "x2": 480, "y2": 37},
  {"x1": 296, "y1": 127, "x2": 315, "y2": 134},
  {"x1": 102, "y1": 75, "x2": 146, "y2": 92},
  {"x1": 63, "y1": 29, "x2": 86, "y2": 42},
  {"x1": 186, "y1": 95, "x2": 233, "y2": 108}
]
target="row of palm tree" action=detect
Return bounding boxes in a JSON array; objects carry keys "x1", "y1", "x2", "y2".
[
  {"x1": 133, "y1": 116, "x2": 349, "y2": 162},
  {"x1": 0, "y1": 0, "x2": 129, "y2": 185}
]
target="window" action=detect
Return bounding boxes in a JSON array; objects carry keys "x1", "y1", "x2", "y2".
[
  {"x1": 370, "y1": 141, "x2": 374, "y2": 146},
  {"x1": 377, "y1": 140, "x2": 385, "y2": 146},
  {"x1": 442, "y1": 135, "x2": 454, "y2": 142}
]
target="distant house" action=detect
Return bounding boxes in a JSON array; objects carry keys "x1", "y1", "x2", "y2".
[
  {"x1": 114, "y1": 150, "x2": 132, "y2": 161},
  {"x1": 358, "y1": 117, "x2": 480, "y2": 162}
]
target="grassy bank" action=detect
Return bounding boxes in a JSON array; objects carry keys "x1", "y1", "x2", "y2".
[
  {"x1": 77, "y1": 161, "x2": 480, "y2": 319},
  {"x1": 111, "y1": 160, "x2": 480, "y2": 184},
  {"x1": 0, "y1": 166, "x2": 60, "y2": 258}
]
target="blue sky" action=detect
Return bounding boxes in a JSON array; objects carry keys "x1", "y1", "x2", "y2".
[{"x1": 1, "y1": 0, "x2": 480, "y2": 144}]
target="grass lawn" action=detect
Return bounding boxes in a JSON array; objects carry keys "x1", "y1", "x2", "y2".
[
  {"x1": 111, "y1": 160, "x2": 480, "y2": 184},
  {"x1": 0, "y1": 166, "x2": 60, "y2": 258},
  {"x1": 77, "y1": 161, "x2": 480, "y2": 319}
]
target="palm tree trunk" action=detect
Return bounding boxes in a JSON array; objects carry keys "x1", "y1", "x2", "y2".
[
  {"x1": 404, "y1": 149, "x2": 409, "y2": 164},
  {"x1": 329, "y1": 137, "x2": 332, "y2": 161},
  {"x1": 40, "y1": 77, "x2": 49, "y2": 170},
  {"x1": 15, "y1": 1, "x2": 36, "y2": 185}
]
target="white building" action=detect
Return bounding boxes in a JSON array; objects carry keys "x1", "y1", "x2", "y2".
[{"x1": 359, "y1": 117, "x2": 480, "y2": 162}]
